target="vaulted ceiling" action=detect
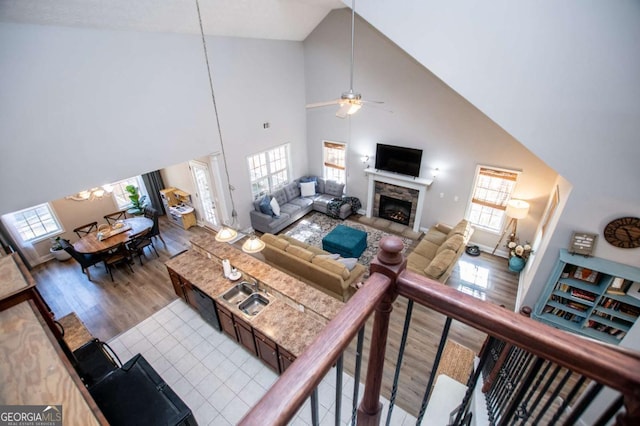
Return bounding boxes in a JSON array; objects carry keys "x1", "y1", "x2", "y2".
[{"x1": 0, "y1": 0, "x2": 346, "y2": 40}]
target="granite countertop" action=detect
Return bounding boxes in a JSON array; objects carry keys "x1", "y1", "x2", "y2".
[
  {"x1": 189, "y1": 234, "x2": 344, "y2": 320},
  {"x1": 165, "y1": 244, "x2": 339, "y2": 357}
]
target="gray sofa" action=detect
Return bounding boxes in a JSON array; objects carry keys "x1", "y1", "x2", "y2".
[{"x1": 250, "y1": 177, "x2": 354, "y2": 234}]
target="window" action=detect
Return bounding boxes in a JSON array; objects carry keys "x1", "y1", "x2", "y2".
[
  {"x1": 10, "y1": 203, "x2": 62, "y2": 242},
  {"x1": 247, "y1": 144, "x2": 291, "y2": 199},
  {"x1": 323, "y1": 141, "x2": 346, "y2": 183},
  {"x1": 467, "y1": 166, "x2": 520, "y2": 232},
  {"x1": 111, "y1": 176, "x2": 148, "y2": 210}
]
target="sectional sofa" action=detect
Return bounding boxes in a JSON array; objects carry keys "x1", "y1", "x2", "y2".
[{"x1": 249, "y1": 177, "x2": 355, "y2": 234}]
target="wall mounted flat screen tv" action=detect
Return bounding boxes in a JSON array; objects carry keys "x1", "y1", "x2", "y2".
[{"x1": 374, "y1": 143, "x2": 423, "y2": 178}]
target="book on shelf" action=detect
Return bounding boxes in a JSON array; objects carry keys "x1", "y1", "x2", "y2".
[
  {"x1": 573, "y1": 267, "x2": 600, "y2": 283},
  {"x1": 600, "y1": 298, "x2": 621, "y2": 310},
  {"x1": 619, "y1": 304, "x2": 640, "y2": 318},
  {"x1": 570, "y1": 288, "x2": 596, "y2": 302},
  {"x1": 566, "y1": 301, "x2": 588, "y2": 312}
]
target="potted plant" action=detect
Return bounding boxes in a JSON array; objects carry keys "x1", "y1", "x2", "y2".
[
  {"x1": 125, "y1": 185, "x2": 148, "y2": 215},
  {"x1": 50, "y1": 237, "x2": 71, "y2": 261},
  {"x1": 507, "y1": 239, "x2": 533, "y2": 273}
]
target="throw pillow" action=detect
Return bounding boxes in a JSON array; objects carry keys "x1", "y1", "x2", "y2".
[
  {"x1": 259, "y1": 195, "x2": 273, "y2": 216},
  {"x1": 300, "y1": 176, "x2": 318, "y2": 184},
  {"x1": 338, "y1": 257, "x2": 358, "y2": 271},
  {"x1": 270, "y1": 197, "x2": 281, "y2": 217},
  {"x1": 300, "y1": 181, "x2": 316, "y2": 197},
  {"x1": 285, "y1": 245, "x2": 315, "y2": 262},
  {"x1": 424, "y1": 249, "x2": 457, "y2": 279},
  {"x1": 312, "y1": 256, "x2": 350, "y2": 279},
  {"x1": 317, "y1": 253, "x2": 340, "y2": 260},
  {"x1": 436, "y1": 234, "x2": 465, "y2": 255}
]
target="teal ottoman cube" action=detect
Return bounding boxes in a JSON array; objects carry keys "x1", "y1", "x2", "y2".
[{"x1": 322, "y1": 225, "x2": 367, "y2": 258}]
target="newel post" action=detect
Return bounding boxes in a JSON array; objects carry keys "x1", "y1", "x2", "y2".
[{"x1": 357, "y1": 236, "x2": 406, "y2": 426}]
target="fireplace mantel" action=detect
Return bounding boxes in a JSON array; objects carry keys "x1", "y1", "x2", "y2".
[{"x1": 365, "y1": 168, "x2": 433, "y2": 232}]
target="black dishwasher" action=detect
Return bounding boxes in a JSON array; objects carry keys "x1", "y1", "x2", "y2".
[{"x1": 190, "y1": 285, "x2": 221, "y2": 331}]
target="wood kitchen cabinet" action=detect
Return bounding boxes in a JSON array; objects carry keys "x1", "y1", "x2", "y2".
[
  {"x1": 278, "y1": 346, "x2": 296, "y2": 373},
  {"x1": 216, "y1": 304, "x2": 237, "y2": 341},
  {"x1": 167, "y1": 267, "x2": 194, "y2": 307},
  {"x1": 254, "y1": 329, "x2": 279, "y2": 372},
  {"x1": 234, "y1": 315, "x2": 257, "y2": 356}
]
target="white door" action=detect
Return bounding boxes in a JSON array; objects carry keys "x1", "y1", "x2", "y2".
[{"x1": 189, "y1": 160, "x2": 219, "y2": 228}]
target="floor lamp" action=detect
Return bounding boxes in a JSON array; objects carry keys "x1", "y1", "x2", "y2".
[{"x1": 492, "y1": 199, "x2": 530, "y2": 255}]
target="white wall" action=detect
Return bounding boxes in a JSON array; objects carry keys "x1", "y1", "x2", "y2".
[
  {"x1": 0, "y1": 24, "x2": 308, "y2": 233},
  {"x1": 350, "y1": 0, "x2": 640, "y2": 296},
  {"x1": 0, "y1": 22, "x2": 219, "y2": 214},
  {"x1": 304, "y1": 10, "x2": 558, "y2": 250}
]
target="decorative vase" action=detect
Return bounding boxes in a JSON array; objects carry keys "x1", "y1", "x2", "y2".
[{"x1": 508, "y1": 256, "x2": 526, "y2": 273}]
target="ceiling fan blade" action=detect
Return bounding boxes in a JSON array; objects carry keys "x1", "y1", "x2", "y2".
[
  {"x1": 306, "y1": 99, "x2": 341, "y2": 109},
  {"x1": 361, "y1": 99, "x2": 385, "y2": 105},
  {"x1": 362, "y1": 101, "x2": 393, "y2": 114}
]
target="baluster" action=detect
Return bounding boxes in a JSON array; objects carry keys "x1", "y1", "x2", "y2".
[
  {"x1": 415, "y1": 316, "x2": 452, "y2": 424},
  {"x1": 336, "y1": 354, "x2": 343, "y2": 426},
  {"x1": 515, "y1": 359, "x2": 553, "y2": 425},
  {"x1": 499, "y1": 356, "x2": 545, "y2": 425},
  {"x1": 311, "y1": 388, "x2": 319, "y2": 426},
  {"x1": 450, "y1": 336, "x2": 497, "y2": 425},
  {"x1": 562, "y1": 383, "x2": 604, "y2": 425},
  {"x1": 532, "y1": 369, "x2": 573, "y2": 424},
  {"x1": 549, "y1": 375, "x2": 586, "y2": 424},
  {"x1": 351, "y1": 326, "x2": 365, "y2": 426},
  {"x1": 385, "y1": 299, "x2": 414, "y2": 425},
  {"x1": 357, "y1": 236, "x2": 405, "y2": 425}
]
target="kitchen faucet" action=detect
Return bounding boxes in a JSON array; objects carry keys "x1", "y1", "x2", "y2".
[{"x1": 247, "y1": 277, "x2": 260, "y2": 293}]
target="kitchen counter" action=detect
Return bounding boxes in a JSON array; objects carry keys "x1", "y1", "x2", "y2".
[
  {"x1": 189, "y1": 234, "x2": 344, "y2": 320},
  {"x1": 0, "y1": 254, "x2": 103, "y2": 425},
  {"x1": 165, "y1": 236, "x2": 345, "y2": 357}
]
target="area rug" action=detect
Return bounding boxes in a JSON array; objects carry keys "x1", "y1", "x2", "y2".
[{"x1": 283, "y1": 212, "x2": 415, "y2": 270}]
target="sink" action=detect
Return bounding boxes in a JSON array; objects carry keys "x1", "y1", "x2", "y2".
[
  {"x1": 222, "y1": 282, "x2": 254, "y2": 305},
  {"x1": 238, "y1": 293, "x2": 270, "y2": 316}
]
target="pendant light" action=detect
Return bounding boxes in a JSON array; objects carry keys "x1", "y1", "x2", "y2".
[
  {"x1": 195, "y1": 0, "x2": 238, "y2": 243},
  {"x1": 241, "y1": 233, "x2": 266, "y2": 254}
]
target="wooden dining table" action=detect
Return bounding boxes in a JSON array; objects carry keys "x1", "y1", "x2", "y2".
[{"x1": 73, "y1": 217, "x2": 153, "y2": 254}]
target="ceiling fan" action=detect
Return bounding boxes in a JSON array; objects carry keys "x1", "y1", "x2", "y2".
[{"x1": 305, "y1": 0, "x2": 388, "y2": 118}]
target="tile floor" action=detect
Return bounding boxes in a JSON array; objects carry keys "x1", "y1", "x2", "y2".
[{"x1": 107, "y1": 299, "x2": 417, "y2": 425}]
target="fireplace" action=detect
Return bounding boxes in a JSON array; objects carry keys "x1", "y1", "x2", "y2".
[{"x1": 379, "y1": 195, "x2": 412, "y2": 226}]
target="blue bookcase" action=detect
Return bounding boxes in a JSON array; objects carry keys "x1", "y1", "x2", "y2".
[{"x1": 533, "y1": 249, "x2": 640, "y2": 345}]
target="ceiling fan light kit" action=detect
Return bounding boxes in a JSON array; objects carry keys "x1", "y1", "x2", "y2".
[{"x1": 306, "y1": 0, "x2": 387, "y2": 118}]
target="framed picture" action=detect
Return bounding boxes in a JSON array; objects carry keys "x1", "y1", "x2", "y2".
[
  {"x1": 569, "y1": 232, "x2": 597, "y2": 256},
  {"x1": 606, "y1": 277, "x2": 633, "y2": 295},
  {"x1": 573, "y1": 267, "x2": 599, "y2": 283},
  {"x1": 628, "y1": 282, "x2": 640, "y2": 301}
]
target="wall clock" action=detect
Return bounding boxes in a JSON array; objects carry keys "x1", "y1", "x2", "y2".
[{"x1": 603, "y1": 217, "x2": 640, "y2": 248}]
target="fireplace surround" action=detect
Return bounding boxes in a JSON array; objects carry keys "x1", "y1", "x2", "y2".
[{"x1": 365, "y1": 168, "x2": 433, "y2": 232}]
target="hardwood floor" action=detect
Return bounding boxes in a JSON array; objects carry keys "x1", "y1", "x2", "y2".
[
  {"x1": 32, "y1": 217, "x2": 212, "y2": 341},
  {"x1": 32, "y1": 215, "x2": 519, "y2": 418}
]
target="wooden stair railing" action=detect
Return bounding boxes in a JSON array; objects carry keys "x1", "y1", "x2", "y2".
[{"x1": 240, "y1": 237, "x2": 640, "y2": 425}]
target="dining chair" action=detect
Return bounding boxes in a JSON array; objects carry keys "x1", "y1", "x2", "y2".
[
  {"x1": 73, "y1": 222, "x2": 98, "y2": 239},
  {"x1": 104, "y1": 211, "x2": 128, "y2": 225},
  {"x1": 59, "y1": 239, "x2": 104, "y2": 281},
  {"x1": 144, "y1": 207, "x2": 166, "y2": 246},
  {"x1": 126, "y1": 229, "x2": 158, "y2": 265},
  {"x1": 103, "y1": 243, "x2": 134, "y2": 282}
]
